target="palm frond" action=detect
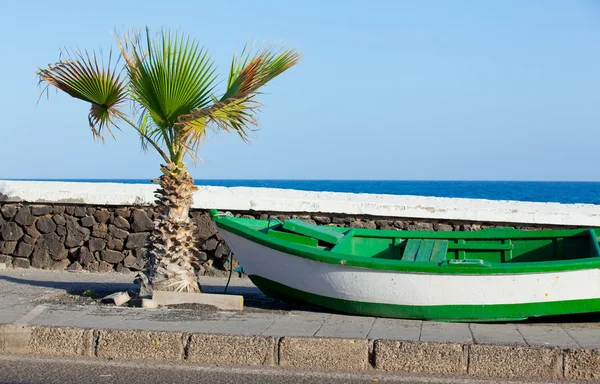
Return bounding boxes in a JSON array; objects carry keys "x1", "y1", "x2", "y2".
[
  {"x1": 115, "y1": 28, "x2": 218, "y2": 136},
  {"x1": 177, "y1": 42, "x2": 301, "y2": 148},
  {"x1": 37, "y1": 47, "x2": 127, "y2": 141}
]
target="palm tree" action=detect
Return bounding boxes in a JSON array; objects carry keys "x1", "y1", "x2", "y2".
[{"x1": 37, "y1": 27, "x2": 300, "y2": 294}]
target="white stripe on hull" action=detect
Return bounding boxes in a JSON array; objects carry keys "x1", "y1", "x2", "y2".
[{"x1": 220, "y1": 229, "x2": 600, "y2": 306}]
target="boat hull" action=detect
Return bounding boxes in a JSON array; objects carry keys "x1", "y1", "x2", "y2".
[{"x1": 219, "y1": 229, "x2": 600, "y2": 321}]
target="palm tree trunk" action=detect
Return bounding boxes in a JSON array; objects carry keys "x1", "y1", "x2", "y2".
[{"x1": 141, "y1": 163, "x2": 202, "y2": 294}]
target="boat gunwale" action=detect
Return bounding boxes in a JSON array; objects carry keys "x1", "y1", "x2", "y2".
[{"x1": 212, "y1": 215, "x2": 600, "y2": 275}]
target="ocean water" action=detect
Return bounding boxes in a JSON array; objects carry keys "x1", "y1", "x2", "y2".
[{"x1": 15, "y1": 179, "x2": 600, "y2": 205}]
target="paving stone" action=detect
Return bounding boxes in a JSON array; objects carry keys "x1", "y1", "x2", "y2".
[
  {"x1": 563, "y1": 326, "x2": 600, "y2": 348},
  {"x1": 187, "y1": 334, "x2": 276, "y2": 366},
  {"x1": 367, "y1": 318, "x2": 421, "y2": 341},
  {"x1": 517, "y1": 324, "x2": 579, "y2": 348},
  {"x1": 280, "y1": 337, "x2": 369, "y2": 371},
  {"x1": 420, "y1": 321, "x2": 473, "y2": 343},
  {"x1": 470, "y1": 323, "x2": 526, "y2": 345},
  {"x1": 261, "y1": 312, "x2": 329, "y2": 337},
  {"x1": 213, "y1": 312, "x2": 281, "y2": 335},
  {"x1": 469, "y1": 344, "x2": 562, "y2": 379},
  {"x1": 156, "y1": 313, "x2": 237, "y2": 333},
  {"x1": 314, "y1": 314, "x2": 375, "y2": 338},
  {"x1": 374, "y1": 340, "x2": 467, "y2": 374}
]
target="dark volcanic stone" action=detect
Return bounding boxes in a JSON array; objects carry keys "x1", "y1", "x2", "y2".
[
  {"x1": 12, "y1": 257, "x2": 30, "y2": 269},
  {"x1": 125, "y1": 232, "x2": 149, "y2": 249},
  {"x1": 196, "y1": 251, "x2": 208, "y2": 263},
  {"x1": 0, "y1": 241, "x2": 17, "y2": 255},
  {"x1": 113, "y1": 216, "x2": 130, "y2": 230},
  {"x1": 115, "y1": 208, "x2": 130, "y2": 218},
  {"x1": 123, "y1": 255, "x2": 146, "y2": 270},
  {"x1": 26, "y1": 225, "x2": 42, "y2": 240},
  {"x1": 77, "y1": 246, "x2": 94, "y2": 266},
  {"x1": 36, "y1": 216, "x2": 57, "y2": 234},
  {"x1": 52, "y1": 214, "x2": 66, "y2": 226},
  {"x1": 33, "y1": 233, "x2": 68, "y2": 262},
  {"x1": 313, "y1": 216, "x2": 332, "y2": 225},
  {"x1": 14, "y1": 206, "x2": 35, "y2": 226},
  {"x1": 201, "y1": 238, "x2": 218, "y2": 251},
  {"x1": 88, "y1": 238, "x2": 106, "y2": 252},
  {"x1": 80, "y1": 216, "x2": 95, "y2": 228},
  {"x1": 56, "y1": 225, "x2": 66, "y2": 236},
  {"x1": 92, "y1": 223, "x2": 108, "y2": 238},
  {"x1": 15, "y1": 241, "x2": 33, "y2": 258},
  {"x1": 1, "y1": 205, "x2": 18, "y2": 219},
  {"x1": 65, "y1": 217, "x2": 90, "y2": 247},
  {"x1": 101, "y1": 249, "x2": 125, "y2": 264},
  {"x1": 22, "y1": 235, "x2": 35, "y2": 245},
  {"x1": 214, "y1": 242, "x2": 230, "y2": 259},
  {"x1": 50, "y1": 259, "x2": 70, "y2": 270},
  {"x1": 99, "y1": 261, "x2": 113, "y2": 272},
  {"x1": 108, "y1": 225, "x2": 128, "y2": 240},
  {"x1": 107, "y1": 238, "x2": 124, "y2": 251},
  {"x1": 0, "y1": 254, "x2": 12, "y2": 266},
  {"x1": 192, "y1": 213, "x2": 218, "y2": 241},
  {"x1": 53, "y1": 206, "x2": 66, "y2": 214},
  {"x1": 65, "y1": 207, "x2": 75, "y2": 215},
  {"x1": 31, "y1": 205, "x2": 53, "y2": 216},
  {"x1": 73, "y1": 206, "x2": 87, "y2": 217},
  {"x1": 131, "y1": 209, "x2": 154, "y2": 232},
  {"x1": 0, "y1": 223, "x2": 24, "y2": 241},
  {"x1": 94, "y1": 210, "x2": 110, "y2": 224}
]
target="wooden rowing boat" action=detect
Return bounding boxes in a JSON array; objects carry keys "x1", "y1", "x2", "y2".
[{"x1": 210, "y1": 210, "x2": 600, "y2": 321}]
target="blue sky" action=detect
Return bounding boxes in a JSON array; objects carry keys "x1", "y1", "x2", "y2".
[{"x1": 1, "y1": 0, "x2": 599, "y2": 181}]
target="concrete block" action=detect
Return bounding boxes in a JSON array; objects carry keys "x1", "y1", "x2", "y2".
[
  {"x1": 97, "y1": 329, "x2": 184, "y2": 361},
  {"x1": 468, "y1": 344, "x2": 562, "y2": 379},
  {"x1": 101, "y1": 292, "x2": 130, "y2": 306},
  {"x1": 29, "y1": 326, "x2": 94, "y2": 357},
  {"x1": 374, "y1": 340, "x2": 467, "y2": 375},
  {"x1": 153, "y1": 290, "x2": 243, "y2": 311},
  {"x1": 279, "y1": 337, "x2": 369, "y2": 371},
  {"x1": 564, "y1": 349, "x2": 600, "y2": 381},
  {"x1": 0, "y1": 324, "x2": 32, "y2": 354},
  {"x1": 0, "y1": 325, "x2": 92, "y2": 357},
  {"x1": 187, "y1": 334, "x2": 276, "y2": 366}
]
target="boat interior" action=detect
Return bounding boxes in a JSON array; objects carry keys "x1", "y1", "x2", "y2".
[{"x1": 248, "y1": 218, "x2": 600, "y2": 264}]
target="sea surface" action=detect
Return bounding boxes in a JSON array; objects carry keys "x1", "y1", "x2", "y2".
[{"x1": 12, "y1": 179, "x2": 600, "y2": 205}]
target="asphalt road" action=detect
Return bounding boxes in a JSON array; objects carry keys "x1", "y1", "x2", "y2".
[{"x1": 0, "y1": 355, "x2": 564, "y2": 384}]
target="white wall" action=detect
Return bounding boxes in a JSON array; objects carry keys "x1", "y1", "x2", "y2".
[{"x1": 1, "y1": 180, "x2": 599, "y2": 226}]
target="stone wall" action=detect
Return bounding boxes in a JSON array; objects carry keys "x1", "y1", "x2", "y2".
[{"x1": 0, "y1": 203, "x2": 581, "y2": 275}]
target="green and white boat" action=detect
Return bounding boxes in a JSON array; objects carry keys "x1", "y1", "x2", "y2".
[{"x1": 210, "y1": 210, "x2": 600, "y2": 321}]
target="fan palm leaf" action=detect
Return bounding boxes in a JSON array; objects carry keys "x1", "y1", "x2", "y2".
[
  {"x1": 115, "y1": 28, "x2": 218, "y2": 162},
  {"x1": 178, "y1": 43, "x2": 301, "y2": 147},
  {"x1": 37, "y1": 48, "x2": 127, "y2": 141}
]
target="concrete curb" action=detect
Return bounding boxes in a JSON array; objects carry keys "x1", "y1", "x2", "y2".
[{"x1": 0, "y1": 324, "x2": 598, "y2": 381}]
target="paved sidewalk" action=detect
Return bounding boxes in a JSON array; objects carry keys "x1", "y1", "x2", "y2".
[
  {"x1": 1, "y1": 269, "x2": 599, "y2": 347},
  {"x1": 1, "y1": 269, "x2": 599, "y2": 381}
]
